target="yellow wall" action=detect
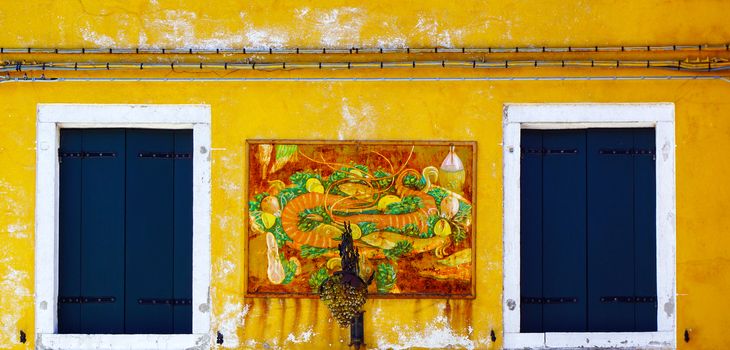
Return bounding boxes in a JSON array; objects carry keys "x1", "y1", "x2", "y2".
[
  {"x1": 1, "y1": 71, "x2": 730, "y2": 350},
  {"x1": 2, "y1": 1, "x2": 730, "y2": 349}
]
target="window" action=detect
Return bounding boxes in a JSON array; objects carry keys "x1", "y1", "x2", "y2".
[
  {"x1": 58, "y1": 129, "x2": 192, "y2": 334},
  {"x1": 35, "y1": 105, "x2": 211, "y2": 349},
  {"x1": 502, "y1": 104, "x2": 676, "y2": 349}
]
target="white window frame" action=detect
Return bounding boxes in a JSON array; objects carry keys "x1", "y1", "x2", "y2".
[
  {"x1": 502, "y1": 103, "x2": 676, "y2": 349},
  {"x1": 34, "y1": 104, "x2": 212, "y2": 350}
]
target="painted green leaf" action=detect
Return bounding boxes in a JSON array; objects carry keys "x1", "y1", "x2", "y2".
[
  {"x1": 308, "y1": 268, "x2": 330, "y2": 292},
  {"x1": 383, "y1": 240, "x2": 413, "y2": 260},
  {"x1": 384, "y1": 195, "x2": 423, "y2": 215},
  {"x1": 357, "y1": 221, "x2": 377, "y2": 236},
  {"x1": 300, "y1": 245, "x2": 335, "y2": 259},
  {"x1": 280, "y1": 255, "x2": 298, "y2": 285}
]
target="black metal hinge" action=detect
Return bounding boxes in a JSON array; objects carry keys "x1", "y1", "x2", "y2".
[
  {"x1": 521, "y1": 148, "x2": 578, "y2": 157},
  {"x1": 59, "y1": 296, "x2": 116, "y2": 303},
  {"x1": 58, "y1": 151, "x2": 116, "y2": 162},
  {"x1": 521, "y1": 296, "x2": 578, "y2": 304},
  {"x1": 138, "y1": 152, "x2": 192, "y2": 159},
  {"x1": 599, "y1": 148, "x2": 655, "y2": 156},
  {"x1": 600, "y1": 296, "x2": 656, "y2": 303},
  {"x1": 138, "y1": 298, "x2": 192, "y2": 305}
]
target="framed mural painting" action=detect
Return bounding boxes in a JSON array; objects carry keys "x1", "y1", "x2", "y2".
[{"x1": 245, "y1": 140, "x2": 476, "y2": 298}]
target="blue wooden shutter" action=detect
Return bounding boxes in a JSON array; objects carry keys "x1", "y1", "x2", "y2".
[
  {"x1": 541, "y1": 130, "x2": 587, "y2": 332},
  {"x1": 633, "y1": 129, "x2": 658, "y2": 331},
  {"x1": 58, "y1": 130, "x2": 82, "y2": 333},
  {"x1": 586, "y1": 128, "x2": 657, "y2": 332},
  {"x1": 59, "y1": 128, "x2": 192, "y2": 334},
  {"x1": 520, "y1": 128, "x2": 656, "y2": 333},
  {"x1": 59, "y1": 129, "x2": 126, "y2": 334},
  {"x1": 125, "y1": 129, "x2": 176, "y2": 333},
  {"x1": 587, "y1": 129, "x2": 636, "y2": 331},
  {"x1": 520, "y1": 129, "x2": 587, "y2": 332},
  {"x1": 81, "y1": 130, "x2": 126, "y2": 333},
  {"x1": 520, "y1": 130, "x2": 543, "y2": 332},
  {"x1": 173, "y1": 130, "x2": 193, "y2": 333}
]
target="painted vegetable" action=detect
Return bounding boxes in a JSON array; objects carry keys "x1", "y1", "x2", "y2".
[
  {"x1": 261, "y1": 196, "x2": 281, "y2": 216},
  {"x1": 440, "y1": 194, "x2": 460, "y2": 218},
  {"x1": 266, "y1": 180, "x2": 286, "y2": 196},
  {"x1": 266, "y1": 232, "x2": 285, "y2": 284}
]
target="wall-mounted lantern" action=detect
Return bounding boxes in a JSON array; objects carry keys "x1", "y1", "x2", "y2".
[{"x1": 318, "y1": 221, "x2": 374, "y2": 349}]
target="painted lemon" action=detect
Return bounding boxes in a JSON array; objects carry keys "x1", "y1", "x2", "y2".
[
  {"x1": 261, "y1": 212, "x2": 277, "y2": 229},
  {"x1": 377, "y1": 195, "x2": 401, "y2": 211},
  {"x1": 327, "y1": 257, "x2": 342, "y2": 270},
  {"x1": 350, "y1": 224, "x2": 362, "y2": 240},
  {"x1": 349, "y1": 168, "x2": 365, "y2": 178},
  {"x1": 305, "y1": 178, "x2": 324, "y2": 193},
  {"x1": 433, "y1": 219, "x2": 452, "y2": 237}
]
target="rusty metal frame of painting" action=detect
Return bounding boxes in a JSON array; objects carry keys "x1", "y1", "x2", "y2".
[{"x1": 245, "y1": 140, "x2": 476, "y2": 298}]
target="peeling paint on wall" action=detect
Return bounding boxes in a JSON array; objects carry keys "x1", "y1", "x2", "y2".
[
  {"x1": 3, "y1": 223, "x2": 28, "y2": 239},
  {"x1": 215, "y1": 260, "x2": 236, "y2": 281},
  {"x1": 1, "y1": 180, "x2": 30, "y2": 240},
  {"x1": 147, "y1": 10, "x2": 197, "y2": 48},
  {"x1": 0, "y1": 266, "x2": 30, "y2": 345},
  {"x1": 245, "y1": 28, "x2": 288, "y2": 49},
  {"x1": 80, "y1": 24, "x2": 116, "y2": 47},
  {"x1": 5, "y1": 1, "x2": 730, "y2": 49},
  {"x1": 375, "y1": 315, "x2": 475, "y2": 350},
  {"x1": 217, "y1": 298, "x2": 250, "y2": 348},
  {"x1": 377, "y1": 35, "x2": 407, "y2": 49},
  {"x1": 338, "y1": 97, "x2": 375, "y2": 140},
  {"x1": 312, "y1": 8, "x2": 366, "y2": 48},
  {"x1": 285, "y1": 327, "x2": 315, "y2": 344},
  {"x1": 414, "y1": 17, "x2": 459, "y2": 48}
]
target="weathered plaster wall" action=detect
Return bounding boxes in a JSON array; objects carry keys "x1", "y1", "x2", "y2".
[
  {"x1": 0, "y1": 95, "x2": 35, "y2": 349},
  {"x1": 1, "y1": 72, "x2": 730, "y2": 349},
  {"x1": 1, "y1": 0, "x2": 730, "y2": 49},
  {"x1": 1, "y1": 1, "x2": 730, "y2": 349}
]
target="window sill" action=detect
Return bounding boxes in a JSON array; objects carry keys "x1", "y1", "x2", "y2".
[
  {"x1": 504, "y1": 331, "x2": 674, "y2": 349},
  {"x1": 37, "y1": 333, "x2": 210, "y2": 350}
]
